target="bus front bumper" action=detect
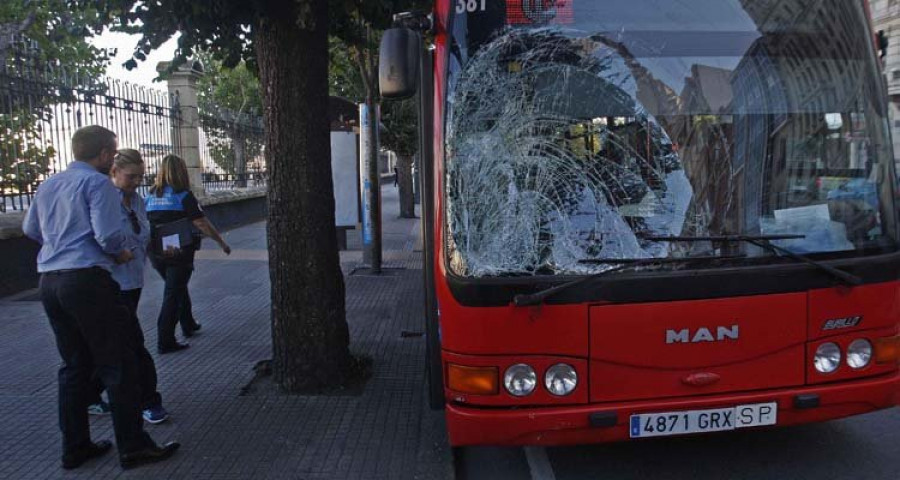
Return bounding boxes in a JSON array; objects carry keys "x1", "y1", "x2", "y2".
[{"x1": 445, "y1": 371, "x2": 900, "y2": 446}]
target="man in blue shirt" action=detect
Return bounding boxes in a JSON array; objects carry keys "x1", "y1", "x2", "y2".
[{"x1": 23, "y1": 125, "x2": 179, "y2": 470}]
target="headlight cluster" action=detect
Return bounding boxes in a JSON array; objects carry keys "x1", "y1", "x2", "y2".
[
  {"x1": 503, "y1": 363, "x2": 577, "y2": 397},
  {"x1": 847, "y1": 339, "x2": 873, "y2": 369},
  {"x1": 814, "y1": 342, "x2": 841, "y2": 373},
  {"x1": 814, "y1": 339, "x2": 872, "y2": 373}
]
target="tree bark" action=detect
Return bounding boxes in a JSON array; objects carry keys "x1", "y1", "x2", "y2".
[
  {"x1": 364, "y1": 91, "x2": 382, "y2": 273},
  {"x1": 256, "y1": 0, "x2": 352, "y2": 392},
  {"x1": 232, "y1": 131, "x2": 247, "y2": 187},
  {"x1": 397, "y1": 154, "x2": 415, "y2": 218}
]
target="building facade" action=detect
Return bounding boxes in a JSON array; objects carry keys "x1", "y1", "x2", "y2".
[{"x1": 870, "y1": 0, "x2": 900, "y2": 160}]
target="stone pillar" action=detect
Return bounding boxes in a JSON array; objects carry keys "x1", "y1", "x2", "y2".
[{"x1": 158, "y1": 60, "x2": 205, "y2": 197}]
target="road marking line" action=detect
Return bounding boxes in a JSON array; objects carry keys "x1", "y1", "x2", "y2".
[{"x1": 524, "y1": 446, "x2": 556, "y2": 480}]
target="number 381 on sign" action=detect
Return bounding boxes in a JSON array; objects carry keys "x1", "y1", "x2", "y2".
[{"x1": 457, "y1": 0, "x2": 488, "y2": 13}]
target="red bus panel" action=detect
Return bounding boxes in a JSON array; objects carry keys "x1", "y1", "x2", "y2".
[
  {"x1": 589, "y1": 293, "x2": 807, "y2": 402},
  {"x1": 807, "y1": 281, "x2": 900, "y2": 341}
]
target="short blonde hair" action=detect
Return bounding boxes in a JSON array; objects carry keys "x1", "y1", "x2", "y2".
[
  {"x1": 154, "y1": 154, "x2": 191, "y2": 195},
  {"x1": 114, "y1": 148, "x2": 144, "y2": 168}
]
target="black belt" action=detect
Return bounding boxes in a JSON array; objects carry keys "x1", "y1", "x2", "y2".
[{"x1": 43, "y1": 266, "x2": 106, "y2": 275}]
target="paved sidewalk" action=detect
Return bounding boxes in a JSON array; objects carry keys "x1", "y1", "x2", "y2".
[{"x1": 0, "y1": 185, "x2": 453, "y2": 479}]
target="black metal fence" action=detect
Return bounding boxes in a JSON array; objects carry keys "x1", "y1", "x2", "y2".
[
  {"x1": 0, "y1": 52, "x2": 182, "y2": 212},
  {"x1": 199, "y1": 104, "x2": 267, "y2": 191},
  {"x1": 1, "y1": 43, "x2": 269, "y2": 213}
]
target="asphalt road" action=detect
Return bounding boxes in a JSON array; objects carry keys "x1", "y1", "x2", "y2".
[{"x1": 457, "y1": 407, "x2": 900, "y2": 480}]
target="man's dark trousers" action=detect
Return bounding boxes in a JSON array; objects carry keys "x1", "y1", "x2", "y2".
[
  {"x1": 89, "y1": 288, "x2": 163, "y2": 409},
  {"x1": 40, "y1": 267, "x2": 152, "y2": 455},
  {"x1": 120, "y1": 288, "x2": 162, "y2": 409}
]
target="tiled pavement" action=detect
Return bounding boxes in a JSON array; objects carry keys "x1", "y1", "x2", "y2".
[{"x1": 0, "y1": 186, "x2": 453, "y2": 479}]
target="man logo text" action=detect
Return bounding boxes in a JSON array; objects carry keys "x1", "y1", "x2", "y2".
[{"x1": 666, "y1": 326, "x2": 740, "y2": 344}]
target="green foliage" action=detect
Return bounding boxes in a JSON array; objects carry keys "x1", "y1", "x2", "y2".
[
  {"x1": 82, "y1": 1, "x2": 430, "y2": 77},
  {"x1": 0, "y1": 1, "x2": 113, "y2": 199},
  {"x1": 195, "y1": 50, "x2": 264, "y2": 175},
  {"x1": 329, "y1": 0, "x2": 431, "y2": 48},
  {"x1": 94, "y1": 0, "x2": 257, "y2": 73},
  {"x1": 329, "y1": 36, "x2": 365, "y2": 102},
  {"x1": 196, "y1": 50, "x2": 262, "y2": 115},
  {"x1": 0, "y1": 113, "x2": 55, "y2": 198},
  {"x1": 381, "y1": 98, "x2": 418, "y2": 157},
  {"x1": 334, "y1": 1, "x2": 430, "y2": 154},
  {"x1": 1, "y1": 0, "x2": 112, "y2": 75},
  {"x1": 80, "y1": 0, "x2": 429, "y2": 173}
]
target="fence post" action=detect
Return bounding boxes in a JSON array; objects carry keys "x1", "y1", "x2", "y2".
[{"x1": 158, "y1": 60, "x2": 205, "y2": 197}]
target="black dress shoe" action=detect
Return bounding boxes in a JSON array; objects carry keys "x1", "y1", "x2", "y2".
[
  {"x1": 183, "y1": 323, "x2": 202, "y2": 337},
  {"x1": 62, "y1": 440, "x2": 113, "y2": 469},
  {"x1": 119, "y1": 441, "x2": 180, "y2": 469},
  {"x1": 157, "y1": 342, "x2": 190, "y2": 354}
]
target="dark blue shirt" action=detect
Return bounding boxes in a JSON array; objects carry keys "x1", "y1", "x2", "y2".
[
  {"x1": 23, "y1": 161, "x2": 130, "y2": 273},
  {"x1": 145, "y1": 186, "x2": 204, "y2": 224}
]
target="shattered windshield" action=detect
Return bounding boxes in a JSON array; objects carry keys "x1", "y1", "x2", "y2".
[{"x1": 444, "y1": 0, "x2": 898, "y2": 277}]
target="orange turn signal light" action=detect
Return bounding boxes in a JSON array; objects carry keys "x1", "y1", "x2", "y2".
[
  {"x1": 447, "y1": 364, "x2": 499, "y2": 395},
  {"x1": 874, "y1": 335, "x2": 900, "y2": 364}
]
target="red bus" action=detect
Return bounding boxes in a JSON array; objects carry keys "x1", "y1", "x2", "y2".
[{"x1": 381, "y1": 0, "x2": 900, "y2": 446}]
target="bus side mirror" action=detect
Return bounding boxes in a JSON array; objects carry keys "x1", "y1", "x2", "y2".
[{"x1": 379, "y1": 28, "x2": 421, "y2": 99}]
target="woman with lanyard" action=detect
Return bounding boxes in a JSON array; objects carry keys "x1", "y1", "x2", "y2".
[
  {"x1": 146, "y1": 154, "x2": 231, "y2": 353},
  {"x1": 87, "y1": 149, "x2": 170, "y2": 424}
]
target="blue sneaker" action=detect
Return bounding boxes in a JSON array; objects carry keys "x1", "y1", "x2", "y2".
[
  {"x1": 87, "y1": 401, "x2": 111, "y2": 415},
  {"x1": 142, "y1": 405, "x2": 169, "y2": 424}
]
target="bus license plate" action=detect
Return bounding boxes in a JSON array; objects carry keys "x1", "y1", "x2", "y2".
[{"x1": 629, "y1": 402, "x2": 777, "y2": 438}]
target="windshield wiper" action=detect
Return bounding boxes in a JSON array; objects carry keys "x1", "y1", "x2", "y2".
[
  {"x1": 642, "y1": 235, "x2": 862, "y2": 287},
  {"x1": 512, "y1": 254, "x2": 746, "y2": 307}
]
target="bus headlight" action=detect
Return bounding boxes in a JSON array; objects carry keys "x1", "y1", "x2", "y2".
[
  {"x1": 544, "y1": 364, "x2": 577, "y2": 396},
  {"x1": 504, "y1": 364, "x2": 536, "y2": 397},
  {"x1": 847, "y1": 339, "x2": 872, "y2": 369},
  {"x1": 814, "y1": 342, "x2": 841, "y2": 373}
]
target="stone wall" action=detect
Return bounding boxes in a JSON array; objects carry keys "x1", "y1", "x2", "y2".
[{"x1": 0, "y1": 190, "x2": 267, "y2": 298}]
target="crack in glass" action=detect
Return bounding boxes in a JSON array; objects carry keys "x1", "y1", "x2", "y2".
[{"x1": 446, "y1": 29, "x2": 693, "y2": 276}]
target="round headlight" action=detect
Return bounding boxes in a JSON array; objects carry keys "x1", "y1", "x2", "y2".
[
  {"x1": 504, "y1": 364, "x2": 537, "y2": 397},
  {"x1": 847, "y1": 339, "x2": 872, "y2": 369},
  {"x1": 814, "y1": 342, "x2": 841, "y2": 373},
  {"x1": 544, "y1": 364, "x2": 577, "y2": 396}
]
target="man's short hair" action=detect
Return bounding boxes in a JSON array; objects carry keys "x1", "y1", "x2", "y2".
[{"x1": 71, "y1": 125, "x2": 117, "y2": 161}]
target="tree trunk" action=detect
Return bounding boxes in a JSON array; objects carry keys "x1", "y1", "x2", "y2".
[
  {"x1": 232, "y1": 131, "x2": 247, "y2": 188},
  {"x1": 256, "y1": 0, "x2": 352, "y2": 392},
  {"x1": 361, "y1": 27, "x2": 382, "y2": 274},
  {"x1": 364, "y1": 93, "x2": 382, "y2": 273},
  {"x1": 397, "y1": 154, "x2": 415, "y2": 218}
]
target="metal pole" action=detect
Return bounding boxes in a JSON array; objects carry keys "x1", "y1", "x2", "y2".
[{"x1": 418, "y1": 38, "x2": 442, "y2": 409}]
